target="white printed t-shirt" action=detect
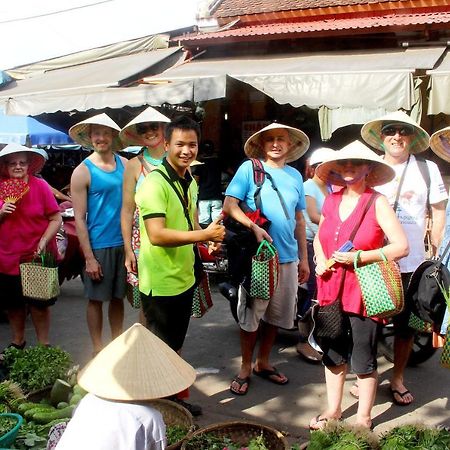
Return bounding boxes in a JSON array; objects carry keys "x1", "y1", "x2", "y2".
[{"x1": 376, "y1": 154, "x2": 447, "y2": 273}]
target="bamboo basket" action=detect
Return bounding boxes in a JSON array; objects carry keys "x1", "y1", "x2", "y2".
[{"x1": 181, "y1": 420, "x2": 289, "y2": 450}]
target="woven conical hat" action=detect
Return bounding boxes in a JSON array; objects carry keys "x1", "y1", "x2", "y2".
[
  {"x1": 429, "y1": 126, "x2": 450, "y2": 163},
  {"x1": 361, "y1": 111, "x2": 429, "y2": 154},
  {"x1": 77, "y1": 323, "x2": 196, "y2": 401},
  {"x1": 120, "y1": 107, "x2": 170, "y2": 146},
  {"x1": 244, "y1": 122, "x2": 309, "y2": 163},
  {"x1": 316, "y1": 140, "x2": 395, "y2": 187},
  {"x1": 0, "y1": 143, "x2": 46, "y2": 176},
  {"x1": 69, "y1": 113, "x2": 123, "y2": 152}
]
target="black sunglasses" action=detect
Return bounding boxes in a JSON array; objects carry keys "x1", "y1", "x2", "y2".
[
  {"x1": 136, "y1": 123, "x2": 160, "y2": 134},
  {"x1": 336, "y1": 159, "x2": 367, "y2": 167},
  {"x1": 381, "y1": 125, "x2": 414, "y2": 136}
]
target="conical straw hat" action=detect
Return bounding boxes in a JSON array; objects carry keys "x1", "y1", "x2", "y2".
[
  {"x1": 316, "y1": 140, "x2": 395, "y2": 187},
  {"x1": 69, "y1": 113, "x2": 124, "y2": 152},
  {"x1": 0, "y1": 143, "x2": 46, "y2": 176},
  {"x1": 309, "y1": 147, "x2": 336, "y2": 167},
  {"x1": 120, "y1": 106, "x2": 171, "y2": 146},
  {"x1": 77, "y1": 323, "x2": 196, "y2": 401},
  {"x1": 244, "y1": 122, "x2": 310, "y2": 163},
  {"x1": 361, "y1": 111, "x2": 430, "y2": 154},
  {"x1": 429, "y1": 126, "x2": 450, "y2": 163}
]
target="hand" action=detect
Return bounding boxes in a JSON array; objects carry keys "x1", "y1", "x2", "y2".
[
  {"x1": 250, "y1": 223, "x2": 272, "y2": 243},
  {"x1": 36, "y1": 237, "x2": 47, "y2": 255},
  {"x1": 205, "y1": 214, "x2": 225, "y2": 242},
  {"x1": 0, "y1": 202, "x2": 16, "y2": 216},
  {"x1": 85, "y1": 257, "x2": 103, "y2": 281},
  {"x1": 332, "y1": 250, "x2": 356, "y2": 266},
  {"x1": 315, "y1": 258, "x2": 332, "y2": 276},
  {"x1": 298, "y1": 259, "x2": 310, "y2": 284},
  {"x1": 125, "y1": 248, "x2": 137, "y2": 274},
  {"x1": 208, "y1": 241, "x2": 222, "y2": 254}
]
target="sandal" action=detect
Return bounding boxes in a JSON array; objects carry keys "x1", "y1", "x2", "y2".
[
  {"x1": 309, "y1": 415, "x2": 342, "y2": 431},
  {"x1": 230, "y1": 376, "x2": 250, "y2": 395},
  {"x1": 390, "y1": 387, "x2": 413, "y2": 406},
  {"x1": 252, "y1": 367, "x2": 288, "y2": 385}
]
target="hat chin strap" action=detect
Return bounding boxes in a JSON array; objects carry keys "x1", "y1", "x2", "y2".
[{"x1": 334, "y1": 168, "x2": 370, "y2": 185}]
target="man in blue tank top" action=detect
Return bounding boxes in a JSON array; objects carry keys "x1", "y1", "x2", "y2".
[{"x1": 69, "y1": 113, "x2": 128, "y2": 357}]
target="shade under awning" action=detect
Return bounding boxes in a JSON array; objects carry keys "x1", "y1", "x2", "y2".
[
  {"x1": 427, "y1": 49, "x2": 450, "y2": 116},
  {"x1": 0, "y1": 47, "x2": 186, "y2": 115},
  {"x1": 145, "y1": 47, "x2": 446, "y2": 110}
]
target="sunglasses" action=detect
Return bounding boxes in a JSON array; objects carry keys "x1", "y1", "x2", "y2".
[
  {"x1": 136, "y1": 123, "x2": 161, "y2": 134},
  {"x1": 381, "y1": 125, "x2": 414, "y2": 136},
  {"x1": 336, "y1": 159, "x2": 367, "y2": 167}
]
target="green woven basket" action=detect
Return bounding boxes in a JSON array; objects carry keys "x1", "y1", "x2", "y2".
[{"x1": 0, "y1": 413, "x2": 23, "y2": 448}]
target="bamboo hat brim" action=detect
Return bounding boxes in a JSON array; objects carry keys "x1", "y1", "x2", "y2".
[
  {"x1": 69, "y1": 113, "x2": 123, "y2": 152},
  {"x1": 315, "y1": 140, "x2": 395, "y2": 187},
  {"x1": 244, "y1": 123, "x2": 310, "y2": 163},
  {"x1": 77, "y1": 323, "x2": 196, "y2": 401},
  {"x1": 361, "y1": 111, "x2": 430, "y2": 154},
  {"x1": 309, "y1": 147, "x2": 336, "y2": 167},
  {"x1": 120, "y1": 107, "x2": 171, "y2": 146},
  {"x1": 429, "y1": 126, "x2": 450, "y2": 163},
  {"x1": 0, "y1": 143, "x2": 46, "y2": 176}
]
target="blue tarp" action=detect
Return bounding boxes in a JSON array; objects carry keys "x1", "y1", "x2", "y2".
[
  {"x1": 0, "y1": 109, "x2": 72, "y2": 145},
  {"x1": 0, "y1": 71, "x2": 12, "y2": 88}
]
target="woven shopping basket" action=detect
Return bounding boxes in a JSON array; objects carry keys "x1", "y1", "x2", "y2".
[
  {"x1": 249, "y1": 240, "x2": 279, "y2": 300},
  {"x1": 147, "y1": 399, "x2": 194, "y2": 450},
  {"x1": 354, "y1": 249, "x2": 404, "y2": 319},
  {"x1": 181, "y1": 420, "x2": 289, "y2": 450},
  {"x1": 440, "y1": 325, "x2": 450, "y2": 369},
  {"x1": 20, "y1": 253, "x2": 60, "y2": 301}
]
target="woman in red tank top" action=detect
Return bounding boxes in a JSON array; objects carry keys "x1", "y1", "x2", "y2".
[{"x1": 309, "y1": 141, "x2": 408, "y2": 431}]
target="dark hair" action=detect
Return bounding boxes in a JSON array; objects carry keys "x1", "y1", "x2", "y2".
[
  {"x1": 135, "y1": 122, "x2": 162, "y2": 135},
  {"x1": 164, "y1": 116, "x2": 201, "y2": 143}
]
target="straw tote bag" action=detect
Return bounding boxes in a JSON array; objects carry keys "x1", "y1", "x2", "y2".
[
  {"x1": 20, "y1": 253, "x2": 60, "y2": 301},
  {"x1": 354, "y1": 248, "x2": 404, "y2": 319},
  {"x1": 249, "y1": 240, "x2": 279, "y2": 300}
]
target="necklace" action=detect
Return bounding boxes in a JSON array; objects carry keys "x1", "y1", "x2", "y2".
[{"x1": 143, "y1": 147, "x2": 165, "y2": 166}]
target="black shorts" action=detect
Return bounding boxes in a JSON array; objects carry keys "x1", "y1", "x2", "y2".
[
  {"x1": 319, "y1": 313, "x2": 379, "y2": 375},
  {"x1": 0, "y1": 273, "x2": 57, "y2": 310},
  {"x1": 392, "y1": 272, "x2": 415, "y2": 339},
  {"x1": 141, "y1": 285, "x2": 195, "y2": 352}
]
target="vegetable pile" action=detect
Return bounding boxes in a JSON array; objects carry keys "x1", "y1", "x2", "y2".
[
  {"x1": 184, "y1": 432, "x2": 269, "y2": 450},
  {"x1": 0, "y1": 415, "x2": 17, "y2": 437}
]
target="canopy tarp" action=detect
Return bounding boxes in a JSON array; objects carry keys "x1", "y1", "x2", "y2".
[
  {"x1": 427, "y1": 50, "x2": 450, "y2": 116},
  {"x1": 0, "y1": 108, "x2": 72, "y2": 145},
  {"x1": 0, "y1": 47, "x2": 186, "y2": 115}
]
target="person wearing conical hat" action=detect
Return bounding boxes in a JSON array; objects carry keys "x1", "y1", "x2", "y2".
[
  {"x1": 69, "y1": 113, "x2": 128, "y2": 356},
  {"x1": 309, "y1": 140, "x2": 408, "y2": 430},
  {"x1": 55, "y1": 323, "x2": 196, "y2": 450},
  {"x1": 223, "y1": 122, "x2": 310, "y2": 395},
  {"x1": 0, "y1": 144, "x2": 62, "y2": 352},
  {"x1": 119, "y1": 107, "x2": 170, "y2": 319},
  {"x1": 360, "y1": 111, "x2": 447, "y2": 406}
]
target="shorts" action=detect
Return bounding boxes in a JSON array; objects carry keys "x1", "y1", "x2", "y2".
[
  {"x1": 0, "y1": 273, "x2": 57, "y2": 309},
  {"x1": 82, "y1": 246, "x2": 127, "y2": 302},
  {"x1": 141, "y1": 285, "x2": 195, "y2": 352},
  {"x1": 237, "y1": 261, "x2": 298, "y2": 332},
  {"x1": 319, "y1": 314, "x2": 379, "y2": 375},
  {"x1": 392, "y1": 272, "x2": 415, "y2": 339}
]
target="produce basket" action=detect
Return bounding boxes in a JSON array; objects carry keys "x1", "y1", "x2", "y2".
[
  {"x1": 0, "y1": 413, "x2": 23, "y2": 448},
  {"x1": 180, "y1": 420, "x2": 289, "y2": 450},
  {"x1": 147, "y1": 399, "x2": 195, "y2": 450}
]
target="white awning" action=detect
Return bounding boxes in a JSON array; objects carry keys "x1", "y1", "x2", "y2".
[
  {"x1": 0, "y1": 47, "x2": 186, "y2": 115},
  {"x1": 145, "y1": 47, "x2": 446, "y2": 110},
  {"x1": 427, "y1": 49, "x2": 450, "y2": 116}
]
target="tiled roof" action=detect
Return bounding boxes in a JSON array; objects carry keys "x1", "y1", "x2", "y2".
[
  {"x1": 179, "y1": 12, "x2": 450, "y2": 42},
  {"x1": 212, "y1": 0, "x2": 405, "y2": 18}
]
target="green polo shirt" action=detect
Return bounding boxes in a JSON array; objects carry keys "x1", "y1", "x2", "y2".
[{"x1": 135, "y1": 159, "x2": 198, "y2": 296}]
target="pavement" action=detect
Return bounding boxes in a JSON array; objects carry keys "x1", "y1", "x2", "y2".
[{"x1": 1, "y1": 277, "x2": 449, "y2": 446}]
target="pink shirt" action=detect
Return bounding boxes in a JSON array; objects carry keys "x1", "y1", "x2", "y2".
[
  {"x1": 0, "y1": 176, "x2": 59, "y2": 275},
  {"x1": 317, "y1": 188, "x2": 384, "y2": 316}
]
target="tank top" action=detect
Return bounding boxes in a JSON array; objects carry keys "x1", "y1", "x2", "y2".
[
  {"x1": 316, "y1": 188, "x2": 384, "y2": 316},
  {"x1": 84, "y1": 155, "x2": 124, "y2": 249}
]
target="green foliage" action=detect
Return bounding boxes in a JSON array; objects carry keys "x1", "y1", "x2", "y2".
[
  {"x1": 10, "y1": 418, "x2": 67, "y2": 450},
  {"x1": 2, "y1": 345, "x2": 71, "y2": 392},
  {"x1": 0, "y1": 380, "x2": 25, "y2": 412},
  {"x1": 380, "y1": 424, "x2": 450, "y2": 450},
  {"x1": 185, "y1": 431, "x2": 269, "y2": 449},
  {"x1": 166, "y1": 425, "x2": 189, "y2": 445},
  {"x1": 0, "y1": 416, "x2": 17, "y2": 437}
]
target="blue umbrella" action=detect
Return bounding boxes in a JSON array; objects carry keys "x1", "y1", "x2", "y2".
[{"x1": 0, "y1": 108, "x2": 72, "y2": 145}]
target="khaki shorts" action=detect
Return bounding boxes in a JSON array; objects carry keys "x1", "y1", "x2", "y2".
[{"x1": 237, "y1": 261, "x2": 298, "y2": 332}]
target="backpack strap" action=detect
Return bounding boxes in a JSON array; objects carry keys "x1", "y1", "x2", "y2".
[{"x1": 415, "y1": 156, "x2": 431, "y2": 217}]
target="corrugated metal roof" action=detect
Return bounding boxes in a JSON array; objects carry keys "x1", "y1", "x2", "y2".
[
  {"x1": 178, "y1": 12, "x2": 450, "y2": 42},
  {"x1": 213, "y1": 0, "x2": 407, "y2": 18}
]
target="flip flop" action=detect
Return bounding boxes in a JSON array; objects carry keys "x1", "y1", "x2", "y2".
[
  {"x1": 390, "y1": 388, "x2": 413, "y2": 406},
  {"x1": 230, "y1": 376, "x2": 250, "y2": 395},
  {"x1": 252, "y1": 367, "x2": 289, "y2": 385},
  {"x1": 349, "y1": 382, "x2": 359, "y2": 399},
  {"x1": 309, "y1": 415, "x2": 329, "y2": 431}
]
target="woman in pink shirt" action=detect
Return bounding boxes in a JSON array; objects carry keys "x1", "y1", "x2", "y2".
[{"x1": 0, "y1": 144, "x2": 61, "y2": 352}]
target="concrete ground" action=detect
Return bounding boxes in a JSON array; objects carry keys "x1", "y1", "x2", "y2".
[{"x1": 1, "y1": 277, "x2": 449, "y2": 446}]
